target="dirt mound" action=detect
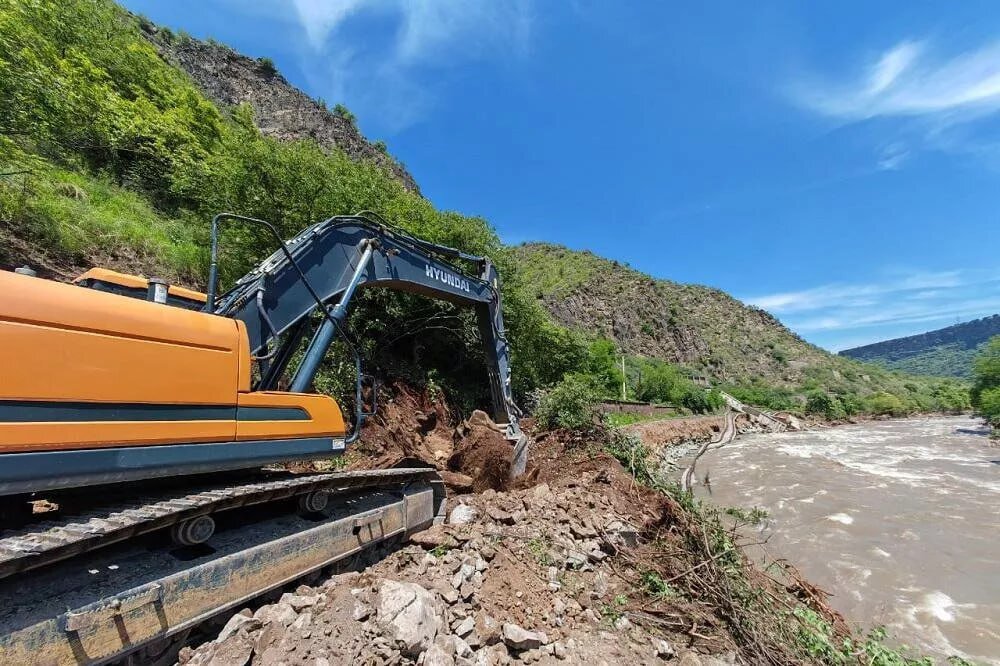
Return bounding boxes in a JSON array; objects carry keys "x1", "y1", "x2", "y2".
[
  {"x1": 350, "y1": 381, "x2": 459, "y2": 470},
  {"x1": 447, "y1": 411, "x2": 513, "y2": 492},
  {"x1": 349, "y1": 386, "x2": 515, "y2": 493}
]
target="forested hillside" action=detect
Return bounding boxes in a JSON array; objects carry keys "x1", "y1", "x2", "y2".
[
  {"x1": 840, "y1": 315, "x2": 1000, "y2": 378},
  {"x1": 0, "y1": 0, "x2": 968, "y2": 421},
  {"x1": 514, "y1": 243, "x2": 970, "y2": 417}
]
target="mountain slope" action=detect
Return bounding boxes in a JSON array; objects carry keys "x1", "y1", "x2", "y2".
[
  {"x1": 139, "y1": 21, "x2": 420, "y2": 194},
  {"x1": 839, "y1": 315, "x2": 1000, "y2": 378},
  {"x1": 512, "y1": 243, "x2": 964, "y2": 409}
]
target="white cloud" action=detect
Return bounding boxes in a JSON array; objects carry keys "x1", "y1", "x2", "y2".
[
  {"x1": 789, "y1": 38, "x2": 1000, "y2": 169},
  {"x1": 747, "y1": 270, "x2": 965, "y2": 314},
  {"x1": 283, "y1": 0, "x2": 533, "y2": 130},
  {"x1": 792, "y1": 39, "x2": 1000, "y2": 120},
  {"x1": 746, "y1": 269, "x2": 1000, "y2": 350}
]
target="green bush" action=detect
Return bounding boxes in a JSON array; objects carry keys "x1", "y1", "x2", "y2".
[
  {"x1": 536, "y1": 374, "x2": 599, "y2": 431},
  {"x1": 865, "y1": 392, "x2": 907, "y2": 416},
  {"x1": 805, "y1": 391, "x2": 846, "y2": 421},
  {"x1": 977, "y1": 387, "x2": 1000, "y2": 427},
  {"x1": 256, "y1": 57, "x2": 277, "y2": 77},
  {"x1": 972, "y1": 336, "x2": 1000, "y2": 407}
]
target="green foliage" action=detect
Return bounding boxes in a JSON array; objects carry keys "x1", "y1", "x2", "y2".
[
  {"x1": 332, "y1": 103, "x2": 356, "y2": 125},
  {"x1": 373, "y1": 140, "x2": 388, "y2": 154},
  {"x1": 972, "y1": 336, "x2": 1000, "y2": 408},
  {"x1": 865, "y1": 392, "x2": 907, "y2": 417},
  {"x1": 804, "y1": 391, "x2": 847, "y2": 421},
  {"x1": 840, "y1": 315, "x2": 1000, "y2": 378},
  {"x1": 586, "y1": 338, "x2": 622, "y2": 396},
  {"x1": 977, "y1": 386, "x2": 1000, "y2": 428},
  {"x1": 724, "y1": 506, "x2": 769, "y2": 525},
  {"x1": 256, "y1": 56, "x2": 277, "y2": 77},
  {"x1": 725, "y1": 383, "x2": 798, "y2": 412},
  {"x1": 0, "y1": 0, "x2": 584, "y2": 411},
  {"x1": 536, "y1": 373, "x2": 599, "y2": 431},
  {"x1": 792, "y1": 608, "x2": 936, "y2": 666},
  {"x1": 639, "y1": 570, "x2": 677, "y2": 600}
]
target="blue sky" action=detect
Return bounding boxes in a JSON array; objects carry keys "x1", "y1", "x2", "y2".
[{"x1": 123, "y1": 0, "x2": 1000, "y2": 351}]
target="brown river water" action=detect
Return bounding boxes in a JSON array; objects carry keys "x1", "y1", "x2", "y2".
[{"x1": 692, "y1": 416, "x2": 999, "y2": 663}]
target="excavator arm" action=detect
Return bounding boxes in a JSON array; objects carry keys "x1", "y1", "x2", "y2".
[{"x1": 210, "y1": 214, "x2": 524, "y2": 453}]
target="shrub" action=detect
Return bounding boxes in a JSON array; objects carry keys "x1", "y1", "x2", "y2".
[
  {"x1": 535, "y1": 374, "x2": 599, "y2": 431},
  {"x1": 977, "y1": 386, "x2": 1000, "y2": 427},
  {"x1": 257, "y1": 57, "x2": 278, "y2": 77},
  {"x1": 805, "y1": 391, "x2": 846, "y2": 421},
  {"x1": 333, "y1": 103, "x2": 357, "y2": 125},
  {"x1": 865, "y1": 392, "x2": 907, "y2": 416}
]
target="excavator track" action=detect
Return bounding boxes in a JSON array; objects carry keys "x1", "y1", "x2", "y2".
[
  {"x1": 0, "y1": 475, "x2": 445, "y2": 665},
  {"x1": 0, "y1": 468, "x2": 441, "y2": 581}
]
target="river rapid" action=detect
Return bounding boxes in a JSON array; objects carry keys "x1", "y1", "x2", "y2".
[{"x1": 692, "y1": 416, "x2": 999, "y2": 663}]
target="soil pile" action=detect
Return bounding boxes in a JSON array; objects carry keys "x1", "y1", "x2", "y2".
[{"x1": 179, "y1": 462, "x2": 736, "y2": 666}]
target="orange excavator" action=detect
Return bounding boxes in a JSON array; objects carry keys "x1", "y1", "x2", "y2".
[{"x1": 0, "y1": 212, "x2": 527, "y2": 560}]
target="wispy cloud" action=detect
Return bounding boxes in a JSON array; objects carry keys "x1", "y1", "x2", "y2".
[
  {"x1": 789, "y1": 38, "x2": 1000, "y2": 169},
  {"x1": 745, "y1": 269, "x2": 1000, "y2": 350},
  {"x1": 285, "y1": 0, "x2": 533, "y2": 131},
  {"x1": 791, "y1": 39, "x2": 1000, "y2": 120}
]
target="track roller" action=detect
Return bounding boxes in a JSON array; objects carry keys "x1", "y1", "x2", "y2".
[
  {"x1": 170, "y1": 515, "x2": 215, "y2": 546},
  {"x1": 297, "y1": 490, "x2": 329, "y2": 514}
]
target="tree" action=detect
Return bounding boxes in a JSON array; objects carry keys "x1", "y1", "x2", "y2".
[
  {"x1": 586, "y1": 338, "x2": 621, "y2": 396},
  {"x1": 536, "y1": 374, "x2": 599, "y2": 431},
  {"x1": 978, "y1": 387, "x2": 1000, "y2": 427},
  {"x1": 972, "y1": 336, "x2": 1000, "y2": 406}
]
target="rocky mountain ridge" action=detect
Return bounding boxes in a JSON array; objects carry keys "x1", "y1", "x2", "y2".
[
  {"x1": 512, "y1": 243, "x2": 831, "y2": 386},
  {"x1": 839, "y1": 314, "x2": 1000, "y2": 378},
  {"x1": 139, "y1": 20, "x2": 420, "y2": 194}
]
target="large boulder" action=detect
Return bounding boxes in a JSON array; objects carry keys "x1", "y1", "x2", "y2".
[{"x1": 375, "y1": 579, "x2": 444, "y2": 656}]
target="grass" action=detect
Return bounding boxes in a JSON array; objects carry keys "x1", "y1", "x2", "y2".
[
  {"x1": 0, "y1": 141, "x2": 205, "y2": 282},
  {"x1": 604, "y1": 411, "x2": 680, "y2": 427}
]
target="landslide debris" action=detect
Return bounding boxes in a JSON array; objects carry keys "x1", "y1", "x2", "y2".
[{"x1": 183, "y1": 414, "x2": 845, "y2": 666}]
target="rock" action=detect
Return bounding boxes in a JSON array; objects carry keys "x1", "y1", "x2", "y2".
[
  {"x1": 321, "y1": 571, "x2": 360, "y2": 590},
  {"x1": 449, "y1": 504, "x2": 477, "y2": 525},
  {"x1": 375, "y1": 579, "x2": 443, "y2": 656},
  {"x1": 254, "y1": 602, "x2": 297, "y2": 627},
  {"x1": 552, "y1": 597, "x2": 567, "y2": 616},
  {"x1": 411, "y1": 524, "x2": 458, "y2": 550},
  {"x1": 440, "y1": 470, "x2": 475, "y2": 494},
  {"x1": 280, "y1": 593, "x2": 319, "y2": 611},
  {"x1": 290, "y1": 612, "x2": 312, "y2": 631},
  {"x1": 502, "y1": 623, "x2": 547, "y2": 651},
  {"x1": 467, "y1": 409, "x2": 502, "y2": 432},
  {"x1": 531, "y1": 483, "x2": 553, "y2": 503},
  {"x1": 591, "y1": 570, "x2": 609, "y2": 598},
  {"x1": 475, "y1": 643, "x2": 510, "y2": 666},
  {"x1": 613, "y1": 615, "x2": 631, "y2": 631},
  {"x1": 352, "y1": 600, "x2": 372, "y2": 621},
  {"x1": 207, "y1": 633, "x2": 253, "y2": 666},
  {"x1": 424, "y1": 643, "x2": 456, "y2": 666},
  {"x1": 678, "y1": 652, "x2": 703, "y2": 666},
  {"x1": 552, "y1": 641, "x2": 567, "y2": 659},
  {"x1": 564, "y1": 550, "x2": 587, "y2": 570},
  {"x1": 652, "y1": 638, "x2": 676, "y2": 659},
  {"x1": 486, "y1": 507, "x2": 515, "y2": 525},
  {"x1": 453, "y1": 615, "x2": 475, "y2": 637},
  {"x1": 475, "y1": 613, "x2": 502, "y2": 645},
  {"x1": 216, "y1": 613, "x2": 261, "y2": 642}
]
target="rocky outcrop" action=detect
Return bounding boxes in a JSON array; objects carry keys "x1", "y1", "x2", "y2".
[{"x1": 139, "y1": 23, "x2": 420, "y2": 194}]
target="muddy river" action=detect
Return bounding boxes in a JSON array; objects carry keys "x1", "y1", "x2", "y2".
[{"x1": 692, "y1": 416, "x2": 999, "y2": 663}]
